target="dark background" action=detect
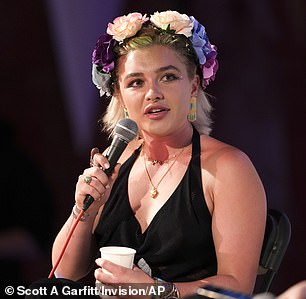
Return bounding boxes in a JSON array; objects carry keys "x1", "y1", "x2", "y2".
[{"x1": 0, "y1": 0, "x2": 305, "y2": 295}]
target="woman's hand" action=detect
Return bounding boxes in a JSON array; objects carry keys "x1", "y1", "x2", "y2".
[
  {"x1": 95, "y1": 258, "x2": 154, "y2": 285},
  {"x1": 75, "y1": 148, "x2": 120, "y2": 213}
]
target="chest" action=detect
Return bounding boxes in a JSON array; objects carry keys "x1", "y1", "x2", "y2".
[{"x1": 127, "y1": 154, "x2": 190, "y2": 233}]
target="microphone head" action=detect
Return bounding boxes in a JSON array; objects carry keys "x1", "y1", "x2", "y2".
[{"x1": 114, "y1": 118, "x2": 138, "y2": 143}]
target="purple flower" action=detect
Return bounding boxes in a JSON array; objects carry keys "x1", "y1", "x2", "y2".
[
  {"x1": 92, "y1": 34, "x2": 117, "y2": 73},
  {"x1": 189, "y1": 16, "x2": 218, "y2": 88}
]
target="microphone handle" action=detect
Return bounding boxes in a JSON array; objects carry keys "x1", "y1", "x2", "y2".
[
  {"x1": 104, "y1": 135, "x2": 128, "y2": 176},
  {"x1": 82, "y1": 136, "x2": 128, "y2": 211},
  {"x1": 82, "y1": 195, "x2": 95, "y2": 211}
]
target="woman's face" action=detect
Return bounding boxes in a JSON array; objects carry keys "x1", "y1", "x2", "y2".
[{"x1": 116, "y1": 44, "x2": 199, "y2": 138}]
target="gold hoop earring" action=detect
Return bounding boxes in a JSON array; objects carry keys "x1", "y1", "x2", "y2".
[
  {"x1": 187, "y1": 96, "x2": 197, "y2": 122},
  {"x1": 124, "y1": 108, "x2": 129, "y2": 118}
]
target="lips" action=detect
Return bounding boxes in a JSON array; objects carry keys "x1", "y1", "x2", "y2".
[{"x1": 144, "y1": 104, "x2": 170, "y2": 115}]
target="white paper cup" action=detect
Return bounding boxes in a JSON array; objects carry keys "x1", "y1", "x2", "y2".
[{"x1": 99, "y1": 246, "x2": 136, "y2": 274}]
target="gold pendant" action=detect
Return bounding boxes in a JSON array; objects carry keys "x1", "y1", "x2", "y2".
[{"x1": 150, "y1": 188, "x2": 158, "y2": 198}]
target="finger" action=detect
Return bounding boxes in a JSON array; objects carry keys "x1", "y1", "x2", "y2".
[
  {"x1": 75, "y1": 176, "x2": 104, "y2": 202},
  {"x1": 95, "y1": 258, "x2": 104, "y2": 267},
  {"x1": 98, "y1": 259, "x2": 128, "y2": 274},
  {"x1": 90, "y1": 147, "x2": 100, "y2": 167},
  {"x1": 82, "y1": 175, "x2": 106, "y2": 197},
  {"x1": 95, "y1": 259, "x2": 128, "y2": 284},
  {"x1": 83, "y1": 167, "x2": 110, "y2": 189},
  {"x1": 94, "y1": 259, "x2": 115, "y2": 284},
  {"x1": 94, "y1": 267, "x2": 113, "y2": 284},
  {"x1": 93, "y1": 153, "x2": 110, "y2": 170},
  {"x1": 75, "y1": 173, "x2": 108, "y2": 201}
]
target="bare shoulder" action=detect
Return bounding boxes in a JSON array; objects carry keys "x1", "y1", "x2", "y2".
[
  {"x1": 199, "y1": 134, "x2": 266, "y2": 209},
  {"x1": 200, "y1": 134, "x2": 258, "y2": 177}
]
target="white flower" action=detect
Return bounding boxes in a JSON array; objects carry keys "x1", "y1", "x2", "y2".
[
  {"x1": 107, "y1": 13, "x2": 148, "y2": 42},
  {"x1": 150, "y1": 10, "x2": 193, "y2": 37}
]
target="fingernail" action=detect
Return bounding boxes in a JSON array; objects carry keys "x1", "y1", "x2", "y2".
[
  {"x1": 105, "y1": 184, "x2": 110, "y2": 189},
  {"x1": 104, "y1": 162, "x2": 110, "y2": 169},
  {"x1": 91, "y1": 147, "x2": 99, "y2": 159},
  {"x1": 95, "y1": 258, "x2": 102, "y2": 265}
]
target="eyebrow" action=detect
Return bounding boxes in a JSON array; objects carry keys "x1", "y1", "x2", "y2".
[{"x1": 123, "y1": 65, "x2": 181, "y2": 81}]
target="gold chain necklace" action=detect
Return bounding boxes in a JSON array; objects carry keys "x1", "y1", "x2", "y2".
[
  {"x1": 143, "y1": 146, "x2": 186, "y2": 166},
  {"x1": 148, "y1": 153, "x2": 179, "y2": 166},
  {"x1": 143, "y1": 147, "x2": 185, "y2": 198}
]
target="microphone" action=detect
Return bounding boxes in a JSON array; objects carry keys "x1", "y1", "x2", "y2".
[
  {"x1": 82, "y1": 118, "x2": 138, "y2": 211},
  {"x1": 103, "y1": 118, "x2": 139, "y2": 175}
]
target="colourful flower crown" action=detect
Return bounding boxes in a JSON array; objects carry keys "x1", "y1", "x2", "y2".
[{"x1": 92, "y1": 10, "x2": 218, "y2": 97}]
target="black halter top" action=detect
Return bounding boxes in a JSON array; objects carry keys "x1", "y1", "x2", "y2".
[{"x1": 94, "y1": 128, "x2": 217, "y2": 282}]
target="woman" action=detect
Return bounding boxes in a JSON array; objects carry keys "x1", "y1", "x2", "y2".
[{"x1": 52, "y1": 11, "x2": 266, "y2": 297}]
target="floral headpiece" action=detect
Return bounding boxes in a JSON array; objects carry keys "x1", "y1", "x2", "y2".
[{"x1": 92, "y1": 11, "x2": 218, "y2": 97}]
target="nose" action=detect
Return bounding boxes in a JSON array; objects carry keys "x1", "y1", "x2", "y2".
[{"x1": 145, "y1": 82, "x2": 164, "y2": 102}]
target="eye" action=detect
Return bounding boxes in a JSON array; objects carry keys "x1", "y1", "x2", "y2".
[
  {"x1": 161, "y1": 73, "x2": 180, "y2": 82},
  {"x1": 127, "y1": 79, "x2": 144, "y2": 88}
]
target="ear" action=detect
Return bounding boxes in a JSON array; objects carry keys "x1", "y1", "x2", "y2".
[
  {"x1": 191, "y1": 74, "x2": 200, "y2": 96},
  {"x1": 115, "y1": 92, "x2": 126, "y2": 109}
]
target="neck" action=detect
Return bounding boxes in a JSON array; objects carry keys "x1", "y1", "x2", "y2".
[{"x1": 141, "y1": 124, "x2": 193, "y2": 162}]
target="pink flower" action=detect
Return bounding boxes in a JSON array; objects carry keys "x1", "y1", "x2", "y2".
[
  {"x1": 107, "y1": 13, "x2": 148, "y2": 42},
  {"x1": 202, "y1": 57, "x2": 218, "y2": 87},
  {"x1": 150, "y1": 11, "x2": 193, "y2": 37}
]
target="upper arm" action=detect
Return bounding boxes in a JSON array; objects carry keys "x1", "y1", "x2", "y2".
[{"x1": 209, "y1": 148, "x2": 267, "y2": 291}]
